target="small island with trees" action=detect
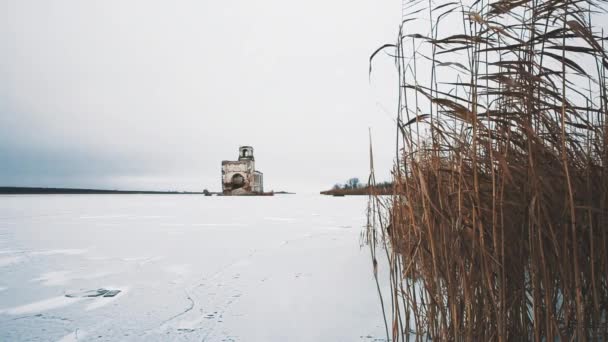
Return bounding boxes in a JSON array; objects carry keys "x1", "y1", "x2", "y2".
[{"x1": 320, "y1": 178, "x2": 392, "y2": 196}]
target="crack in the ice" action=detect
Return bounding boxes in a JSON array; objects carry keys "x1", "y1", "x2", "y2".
[
  {"x1": 157, "y1": 289, "x2": 195, "y2": 327},
  {"x1": 10, "y1": 313, "x2": 72, "y2": 323}
]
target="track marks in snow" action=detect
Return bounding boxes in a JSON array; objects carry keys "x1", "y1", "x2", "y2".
[
  {"x1": 56, "y1": 328, "x2": 87, "y2": 342},
  {"x1": 143, "y1": 251, "x2": 258, "y2": 339}
]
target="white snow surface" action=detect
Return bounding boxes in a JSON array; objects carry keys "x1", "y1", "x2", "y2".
[{"x1": 0, "y1": 194, "x2": 388, "y2": 341}]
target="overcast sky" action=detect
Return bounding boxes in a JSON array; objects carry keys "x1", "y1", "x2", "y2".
[{"x1": 1, "y1": 0, "x2": 403, "y2": 193}]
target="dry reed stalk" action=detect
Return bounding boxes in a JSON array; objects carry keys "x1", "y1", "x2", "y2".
[{"x1": 367, "y1": 0, "x2": 608, "y2": 340}]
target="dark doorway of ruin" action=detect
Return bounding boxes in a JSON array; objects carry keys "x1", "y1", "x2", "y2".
[{"x1": 231, "y1": 173, "x2": 245, "y2": 189}]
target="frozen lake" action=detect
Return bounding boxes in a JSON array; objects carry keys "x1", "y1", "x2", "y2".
[{"x1": 0, "y1": 194, "x2": 387, "y2": 341}]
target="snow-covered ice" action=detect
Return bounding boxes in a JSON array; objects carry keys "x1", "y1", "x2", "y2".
[
  {"x1": 0, "y1": 255, "x2": 25, "y2": 267},
  {"x1": 1, "y1": 296, "x2": 87, "y2": 315},
  {"x1": 0, "y1": 194, "x2": 388, "y2": 341}
]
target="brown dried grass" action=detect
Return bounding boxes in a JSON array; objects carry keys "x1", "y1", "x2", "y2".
[{"x1": 366, "y1": 0, "x2": 608, "y2": 340}]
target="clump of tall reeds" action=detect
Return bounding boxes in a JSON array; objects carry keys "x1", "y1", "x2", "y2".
[{"x1": 367, "y1": 0, "x2": 608, "y2": 340}]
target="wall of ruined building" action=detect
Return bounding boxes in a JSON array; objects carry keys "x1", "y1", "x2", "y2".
[
  {"x1": 253, "y1": 172, "x2": 263, "y2": 193},
  {"x1": 221, "y1": 160, "x2": 255, "y2": 193}
]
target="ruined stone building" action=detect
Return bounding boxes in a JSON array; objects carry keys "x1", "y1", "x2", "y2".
[{"x1": 221, "y1": 146, "x2": 264, "y2": 195}]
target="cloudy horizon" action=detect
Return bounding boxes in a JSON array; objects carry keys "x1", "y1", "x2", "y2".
[{"x1": 1, "y1": 0, "x2": 403, "y2": 193}]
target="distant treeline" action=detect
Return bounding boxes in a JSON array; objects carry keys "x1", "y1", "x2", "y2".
[{"x1": 0, "y1": 187, "x2": 206, "y2": 195}]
